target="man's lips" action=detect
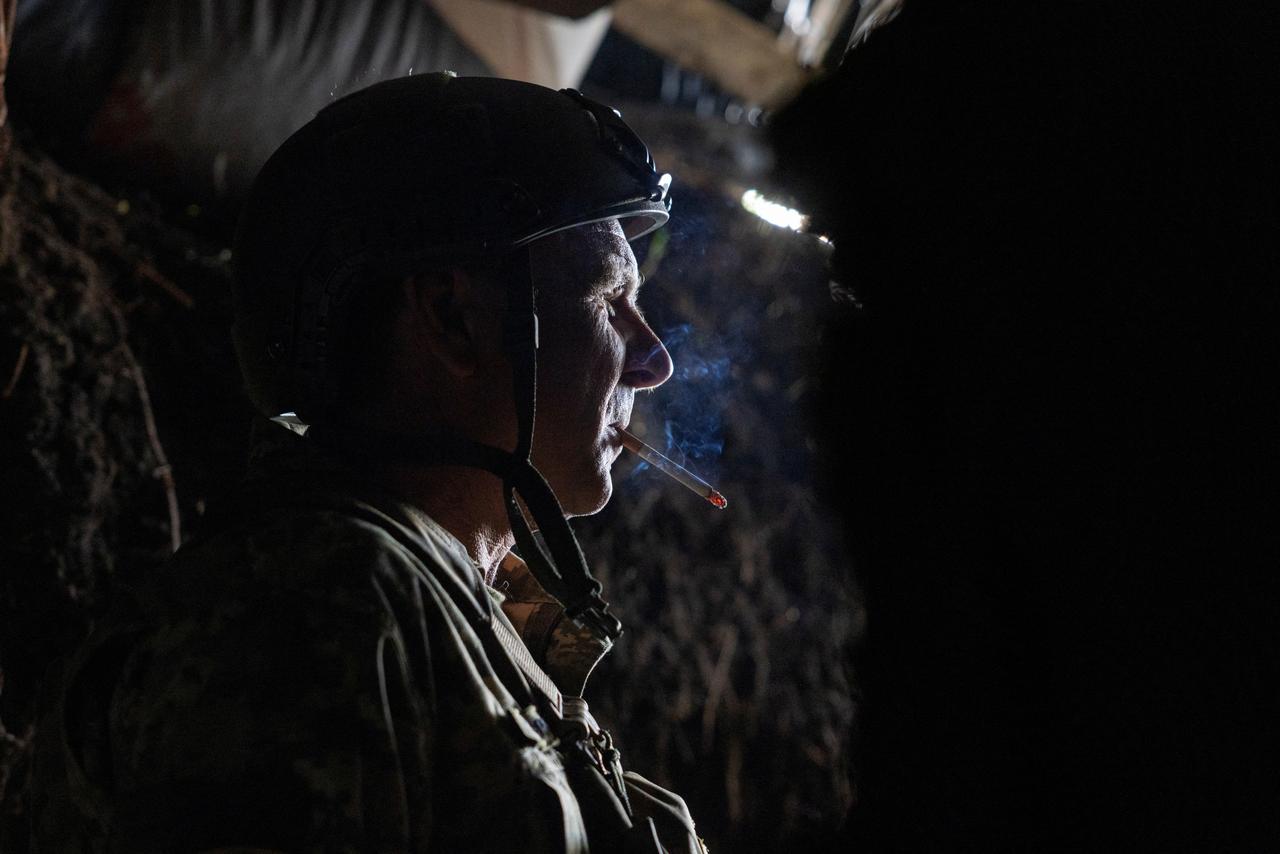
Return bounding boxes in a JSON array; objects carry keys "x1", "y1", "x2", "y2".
[{"x1": 607, "y1": 419, "x2": 631, "y2": 448}]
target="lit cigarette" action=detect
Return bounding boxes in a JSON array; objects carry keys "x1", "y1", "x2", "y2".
[{"x1": 618, "y1": 427, "x2": 728, "y2": 509}]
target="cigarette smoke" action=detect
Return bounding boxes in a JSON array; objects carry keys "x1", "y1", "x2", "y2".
[{"x1": 631, "y1": 322, "x2": 730, "y2": 483}]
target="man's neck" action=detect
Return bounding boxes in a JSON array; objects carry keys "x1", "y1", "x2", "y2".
[{"x1": 369, "y1": 462, "x2": 515, "y2": 585}]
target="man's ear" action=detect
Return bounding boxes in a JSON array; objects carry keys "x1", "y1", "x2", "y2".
[{"x1": 403, "y1": 267, "x2": 485, "y2": 378}]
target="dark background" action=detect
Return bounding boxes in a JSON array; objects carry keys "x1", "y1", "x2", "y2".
[{"x1": 773, "y1": 2, "x2": 1279, "y2": 850}]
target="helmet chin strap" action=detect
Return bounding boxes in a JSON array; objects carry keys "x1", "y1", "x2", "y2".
[
  {"x1": 498, "y1": 247, "x2": 622, "y2": 642},
  {"x1": 307, "y1": 247, "x2": 622, "y2": 643}
]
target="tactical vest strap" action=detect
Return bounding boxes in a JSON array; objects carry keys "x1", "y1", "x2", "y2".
[{"x1": 489, "y1": 602, "x2": 564, "y2": 718}]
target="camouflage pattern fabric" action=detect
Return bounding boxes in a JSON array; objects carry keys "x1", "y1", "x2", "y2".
[
  {"x1": 495, "y1": 552, "x2": 612, "y2": 699},
  {"x1": 26, "y1": 419, "x2": 701, "y2": 852}
]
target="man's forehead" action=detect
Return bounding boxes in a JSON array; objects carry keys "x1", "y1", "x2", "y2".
[{"x1": 531, "y1": 220, "x2": 639, "y2": 293}]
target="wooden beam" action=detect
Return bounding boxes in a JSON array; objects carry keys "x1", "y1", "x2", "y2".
[{"x1": 611, "y1": 0, "x2": 813, "y2": 109}]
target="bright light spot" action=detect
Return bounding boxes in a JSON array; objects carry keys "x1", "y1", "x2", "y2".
[{"x1": 741, "y1": 189, "x2": 809, "y2": 232}]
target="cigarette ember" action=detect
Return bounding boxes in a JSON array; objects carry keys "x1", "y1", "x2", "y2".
[{"x1": 618, "y1": 427, "x2": 728, "y2": 510}]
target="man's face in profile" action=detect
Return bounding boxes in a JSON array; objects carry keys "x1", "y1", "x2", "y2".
[{"x1": 526, "y1": 220, "x2": 674, "y2": 517}]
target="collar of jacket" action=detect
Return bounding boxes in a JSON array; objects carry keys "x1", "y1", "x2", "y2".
[{"x1": 247, "y1": 417, "x2": 614, "y2": 697}]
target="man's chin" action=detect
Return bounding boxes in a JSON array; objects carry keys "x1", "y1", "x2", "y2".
[{"x1": 560, "y1": 473, "x2": 613, "y2": 519}]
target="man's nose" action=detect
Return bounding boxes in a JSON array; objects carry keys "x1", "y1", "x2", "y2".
[{"x1": 623, "y1": 321, "x2": 674, "y2": 390}]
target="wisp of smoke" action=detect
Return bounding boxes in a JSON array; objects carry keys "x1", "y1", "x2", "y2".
[{"x1": 632, "y1": 323, "x2": 730, "y2": 481}]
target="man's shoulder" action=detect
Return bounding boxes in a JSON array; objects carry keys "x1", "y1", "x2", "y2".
[
  {"x1": 91, "y1": 492, "x2": 483, "y2": 688},
  {"x1": 224, "y1": 419, "x2": 476, "y2": 586},
  {"x1": 177, "y1": 488, "x2": 472, "y2": 598},
  {"x1": 100, "y1": 494, "x2": 477, "y2": 733},
  {"x1": 31, "y1": 496, "x2": 477, "y2": 853}
]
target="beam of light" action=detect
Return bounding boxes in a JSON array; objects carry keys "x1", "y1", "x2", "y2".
[{"x1": 740, "y1": 189, "x2": 810, "y2": 232}]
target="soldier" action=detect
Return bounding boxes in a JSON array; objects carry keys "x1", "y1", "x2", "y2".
[{"x1": 31, "y1": 73, "x2": 705, "y2": 853}]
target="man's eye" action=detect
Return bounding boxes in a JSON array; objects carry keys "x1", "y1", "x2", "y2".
[{"x1": 600, "y1": 289, "x2": 626, "y2": 318}]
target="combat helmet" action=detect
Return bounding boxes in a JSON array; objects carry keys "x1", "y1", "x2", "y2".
[{"x1": 232, "y1": 73, "x2": 673, "y2": 641}]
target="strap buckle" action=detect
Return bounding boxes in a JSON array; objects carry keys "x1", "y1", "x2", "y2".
[{"x1": 566, "y1": 595, "x2": 623, "y2": 642}]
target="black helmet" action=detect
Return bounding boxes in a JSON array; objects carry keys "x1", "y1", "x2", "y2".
[
  {"x1": 232, "y1": 72, "x2": 671, "y2": 423},
  {"x1": 232, "y1": 73, "x2": 673, "y2": 642}
]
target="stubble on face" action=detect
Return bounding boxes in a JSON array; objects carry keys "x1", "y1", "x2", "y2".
[{"x1": 528, "y1": 221, "x2": 642, "y2": 516}]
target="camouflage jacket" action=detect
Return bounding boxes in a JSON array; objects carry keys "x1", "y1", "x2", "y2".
[{"x1": 28, "y1": 421, "x2": 702, "y2": 853}]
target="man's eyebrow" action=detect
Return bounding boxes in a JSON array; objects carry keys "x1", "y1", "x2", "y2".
[{"x1": 594, "y1": 268, "x2": 642, "y2": 297}]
